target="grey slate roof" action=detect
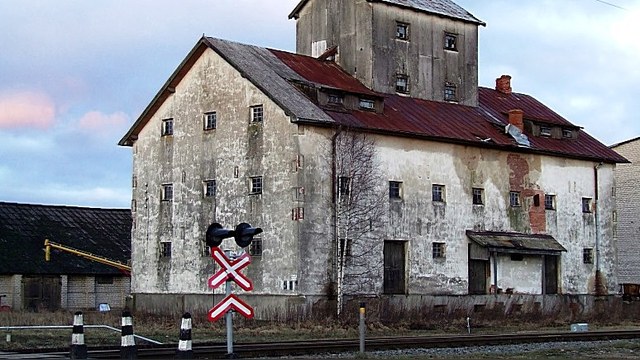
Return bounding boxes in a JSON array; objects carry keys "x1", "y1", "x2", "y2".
[
  {"x1": 0, "y1": 202, "x2": 131, "y2": 275},
  {"x1": 466, "y1": 230, "x2": 567, "y2": 255}
]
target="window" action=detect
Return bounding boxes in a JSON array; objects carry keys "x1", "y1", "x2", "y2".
[
  {"x1": 160, "y1": 242, "x2": 172, "y2": 258},
  {"x1": 510, "y1": 191, "x2": 521, "y2": 207},
  {"x1": 472, "y1": 188, "x2": 484, "y2": 205},
  {"x1": 131, "y1": 199, "x2": 137, "y2": 212},
  {"x1": 96, "y1": 276, "x2": 114, "y2": 285},
  {"x1": 161, "y1": 118, "x2": 173, "y2": 136},
  {"x1": 432, "y1": 242, "x2": 446, "y2": 259},
  {"x1": 389, "y1": 181, "x2": 402, "y2": 199},
  {"x1": 339, "y1": 238, "x2": 353, "y2": 258},
  {"x1": 432, "y1": 184, "x2": 445, "y2": 203},
  {"x1": 540, "y1": 126, "x2": 552, "y2": 137},
  {"x1": 161, "y1": 184, "x2": 173, "y2": 201},
  {"x1": 292, "y1": 207, "x2": 305, "y2": 221},
  {"x1": 293, "y1": 187, "x2": 305, "y2": 201},
  {"x1": 444, "y1": 83, "x2": 457, "y2": 102},
  {"x1": 395, "y1": 75, "x2": 409, "y2": 94},
  {"x1": 328, "y1": 94, "x2": 343, "y2": 105},
  {"x1": 582, "y1": 197, "x2": 592, "y2": 213},
  {"x1": 204, "y1": 180, "x2": 216, "y2": 197},
  {"x1": 250, "y1": 176, "x2": 263, "y2": 194},
  {"x1": 396, "y1": 22, "x2": 409, "y2": 40},
  {"x1": 359, "y1": 98, "x2": 375, "y2": 110},
  {"x1": 251, "y1": 105, "x2": 263, "y2": 123},
  {"x1": 583, "y1": 248, "x2": 593, "y2": 264},
  {"x1": 250, "y1": 238, "x2": 263, "y2": 257},
  {"x1": 338, "y1": 176, "x2": 351, "y2": 197},
  {"x1": 444, "y1": 33, "x2": 457, "y2": 51},
  {"x1": 545, "y1": 194, "x2": 556, "y2": 210},
  {"x1": 510, "y1": 254, "x2": 524, "y2": 261},
  {"x1": 132, "y1": 175, "x2": 137, "y2": 188},
  {"x1": 204, "y1": 112, "x2": 217, "y2": 130},
  {"x1": 562, "y1": 129, "x2": 573, "y2": 138}
]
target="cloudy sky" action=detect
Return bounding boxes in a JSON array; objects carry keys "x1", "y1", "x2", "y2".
[{"x1": 1, "y1": 0, "x2": 638, "y2": 208}]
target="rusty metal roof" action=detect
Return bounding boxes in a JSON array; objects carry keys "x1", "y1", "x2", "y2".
[
  {"x1": 0, "y1": 202, "x2": 131, "y2": 275},
  {"x1": 466, "y1": 230, "x2": 567, "y2": 255},
  {"x1": 289, "y1": 0, "x2": 485, "y2": 25}
]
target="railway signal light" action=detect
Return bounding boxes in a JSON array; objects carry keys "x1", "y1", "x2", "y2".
[
  {"x1": 234, "y1": 223, "x2": 263, "y2": 248},
  {"x1": 205, "y1": 223, "x2": 235, "y2": 248}
]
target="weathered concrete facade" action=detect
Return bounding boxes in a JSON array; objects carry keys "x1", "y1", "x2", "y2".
[{"x1": 612, "y1": 137, "x2": 640, "y2": 287}]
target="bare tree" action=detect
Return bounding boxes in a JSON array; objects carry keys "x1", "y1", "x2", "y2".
[{"x1": 329, "y1": 129, "x2": 387, "y2": 316}]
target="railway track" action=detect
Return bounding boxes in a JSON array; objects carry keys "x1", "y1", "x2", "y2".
[{"x1": 9, "y1": 329, "x2": 640, "y2": 359}]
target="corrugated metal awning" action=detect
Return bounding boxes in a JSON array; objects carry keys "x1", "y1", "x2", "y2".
[{"x1": 466, "y1": 230, "x2": 566, "y2": 256}]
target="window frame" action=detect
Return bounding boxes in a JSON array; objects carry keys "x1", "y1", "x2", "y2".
[
  {"x1": 444, "y1": 32, "x2": 458, "y2": 51},
  {"x1": 472, "y1": 187, "x2": 484, "y2": 205},
  {"x1": 161, "y1": 183, "x2": 173, "y2": 202},
  {"x1": 396, "y1": 22, "x2": 409, "y2": 41},
  {"x1": 204, "y1": 111, "x2": 217, "y2": 131},
  {"x1": 161, "y1": 118, "x2": 174, "y2": 136},
  {"x1": 444, "y1": 83, "x2": 457, "y2": 102},
  {"x1": 359, "y1": 98, "x2": 375, "y2": 111},
  {"x1": 389, "y1": 181, "x2": 402, "y2": 199},
  {"x1": 583, "y1": 248, "x2": 594, "y2": 264},
  {"x1": 432, "y1": 184, "x2": 445, "y2": 203},
  {"x1": 562, "y1": 129, "x2": 573, "y2": 138},
  {"x1": 582, "y1": 197, "x2": 592, "y2": 213},
  {"x1": 432, "y1": 242, "x2": 446, "y2": 259},
  {"x1": 540, "y1": 126, "x2": 552, "y2": 137},
  {"x1": 395, "y1": 74, "x2": 409, "y2": 94},
  {"x1": 204, "y1": 179, "x2": 216, "y2": 198},
  {"x1": 250, "y1": 237, "x2": 263, "y2": 257},
  {"x1": 250, "y1": 176, "x2": 263, "y2": 195},
  {"x1": 509, "y1": 191, "x2": 521, "y2": 207},
  {"x1": 251, "y1": 105, "x2": 264, "y2": 123},
  {"x1": 160, "y1": 242, "x2": 172, "y2": 258},
  {"x1": 544, "y1": 194, "x2": 556, "y2": 210},
  {"x1": 338, "y1": 176, "x2": 351, "y2": 197},
  {"x1": 328, "y1": 94, "x2": 344, "y2": 105}
]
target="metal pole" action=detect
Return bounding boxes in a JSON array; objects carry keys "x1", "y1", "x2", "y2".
[
  {"x1": 225, "y1": 279, "x2": 234, "y2": 358},
  {"x1": 359, "y1": 302, "x2": 366, "y2": 353}
]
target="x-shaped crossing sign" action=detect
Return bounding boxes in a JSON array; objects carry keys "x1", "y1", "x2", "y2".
[{"x1": 208, "y1": 247, "x2": 253, "y2": 291}]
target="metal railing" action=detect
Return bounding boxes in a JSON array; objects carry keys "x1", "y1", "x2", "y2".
[{"x1": 0, "y1": 325, "x2": 162, "y2": 345}]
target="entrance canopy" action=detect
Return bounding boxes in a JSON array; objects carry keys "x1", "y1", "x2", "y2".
[{"x1": 466, "y1": 230, "x2": 567, "y2": 256}]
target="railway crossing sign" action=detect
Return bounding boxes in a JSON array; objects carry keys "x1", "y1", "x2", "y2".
[
  {"x1": 208, "y1": 247, "x2": 253, "y2": 291},
  {"x1": 208, "y1": 294, "x2": 254, "y2": 322}
]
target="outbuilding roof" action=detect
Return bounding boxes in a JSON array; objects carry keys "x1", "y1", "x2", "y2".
[
  {"x1": 0, "y1": 202, "x2": 131, "y2": 276},
  {"x1": 288, "y1": 0, "x2": 485, "y2": 25},
  {"x1": 466, "y1": 230, "x2": 567, "y2": 256}
]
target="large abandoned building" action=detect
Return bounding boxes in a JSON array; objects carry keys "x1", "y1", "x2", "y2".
[{"x1": 119, "y1": 0, "x2": 627, "y2": 317}]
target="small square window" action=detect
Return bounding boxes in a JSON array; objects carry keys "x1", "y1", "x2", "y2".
[
  {"x1": 540, "y1": 126, "x2": 552, "y2": 137},
  {"x1": 162, "y1": 118, "x2": 173, "y2": 136},
  {"x1": 204, "y1": 180, "x2": 216, "y2": 197},
  {"x1": 160, "y1": 242, "x2": 172, "y2": 258},
  {"x1": 582, "y1": 198, "x2": 592, "y2": 213},
  {"x1": 328, "y1": 94, "x2": 343, "y2": 105},
  {"x1": 293, "y1": 186, "x2": 305, "y2": 201},
  {"x1": 433, "y1": 242, "x2": 446, "y2": 259},
  {"x1": 510, "y1": 191, "x2": 521, "y2": 207},
  {"x1": 583, "y1": 248, "x2": 593, "y2": 264},
  {"x1": 250, "y1": 238, "x2": 263, "y2": 257},
  {"x1": 432, "y1": 184, "x2": 445, "y2": 203},
  {"x1": 251, "y1": 105, "x2": 264, "y2": 123},
  {"x1": 204, "y1": 112, "x2": 217, "y2": 130},
  {"x1": 389, "y1": 181, "x2": 402, "y2": 199},
  {"x1": 250, "y1": 176, "x2": 263, "y2": 195},
  {"x1": 359, "y1": 98, "x2": 375, "y2": 110},
  {"x1": 396, "y1": 75, "x2": 409, "y2": 94},
  {"x1": 338, "y1": 176, "x2": 351, "y2": 197},
  {"x1": 396, "y1": 22, "x2": 409, "y2": 40},
  {"x1": 545, "y1": 194, "x2": 556, "y2": 210},
  {"x1": 444, "y1": 33, "x2": 457, "y2": 51},
  {"x1": 161, "y1": 184, "x2": 173, "y2": 201},
  {"x1": 444, "y1": 84, "x2": 457, "y2": 102},
  {"x1": 562, "y1": 129, "x2": 573, "y2": 138},
  {"x1": 472, "y1": 188, "x2": 484, "y2": 205}
]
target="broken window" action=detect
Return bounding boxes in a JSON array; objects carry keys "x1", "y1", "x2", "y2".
[
  {"x1": 472, "y1": 188, "x2": 484, "y2": 205},
  {"x1": 432, "y1": 184, "x2": 445, "y2": 203},
  {"x1": 396, "y1": 74, "x2": 409, "y2": 94},
  {"x1": 545, "y1": 194, "x2": 556, "y2": 210},
  {"x1": 583, "y1": 248, "x2": 593, "y2": 264},
  {"x1": 160, "y1": 242, "x2": 172, "y2": 258},
  {"x1": 161, "y1": 118, "x2": 173, "y2": 136},
  {"x1": 161, "y1": 184, "x2": 173, "y2": 201},
  {"x1": 204, "y1": 179, "x2": 216, "y2": 197},
  {"x1": 444, "y1": 83, "x2": 457, "y2": 102},
  {"x1": 509, "y1": 191, "x2": 521, "y2": 207},
  {"x1": 582, "y1": 197, "x2": 592, "y2": 213},
  {"x1": 389, "y1": 181, "x2": 402, "y2": 199},
  {"x1": 251, "y1": 105, "x2": 263, "y2": 123},
  {"x1": 204, "y1": 112, "x2": 217, "y2": 130},
  {"x1": 432, "y1": 242, "x2": 446, "y2": 259},
  {"x1": 396, "y1": 22, "x2": 409, "y2": 40},
  {"x1": 444, "y1": 32, "x2": 457, "y2": 51},
  {"x1": 249, "y1": 176, "x2": 263, "y2": 195},
  {"x1": 250, "y1": 238, "x2": 263, "y2": 257}
]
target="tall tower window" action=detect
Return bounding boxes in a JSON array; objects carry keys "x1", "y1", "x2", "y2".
[{"x1": 396, "y1": 75, "x2": 409, "y2": 94}]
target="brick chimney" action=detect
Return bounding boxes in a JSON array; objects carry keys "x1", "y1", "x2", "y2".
[
  {"x1": 496, "y1": 75, "x2": 512, "y2": 95},
  {"x1": 508, "y1": 109, "x2": 524, "y2": 131}
]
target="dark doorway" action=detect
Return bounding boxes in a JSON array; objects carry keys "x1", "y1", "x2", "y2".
[
  {"x1": 468, "y1": 259, "x2": 488, "y2": 294},
  {"x1": 543, "y1": 256, "x2": 559, "y2": 294},
  {"x1": 383, "y1": 241, "x2": 406, "y2": 294},
  {"x1": 23, "y1": 276, "x2": 61, "y2": 311}
]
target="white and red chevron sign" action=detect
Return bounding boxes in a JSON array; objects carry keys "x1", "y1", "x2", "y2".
[
  {"x1": 208, "y1": 294, "x2": 254, "y2": 322},
  {"x1": 208, "y1": 247, "x2": 253, "y2": 291}
]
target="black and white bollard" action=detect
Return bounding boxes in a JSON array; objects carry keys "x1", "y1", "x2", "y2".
[
  {"x1": 176, "y1": 312, "x2": 193, "y2": 359},
  {"x1": 70, "y1": 311, "x2": 87, "y2": 359},
  {"x1": 120, "y1": 310, "x2": 137, "y2": 359}
]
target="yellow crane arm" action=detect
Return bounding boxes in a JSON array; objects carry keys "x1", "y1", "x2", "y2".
[{"x1": 44, "y1": 239, "x2": 131, "y2": 273}]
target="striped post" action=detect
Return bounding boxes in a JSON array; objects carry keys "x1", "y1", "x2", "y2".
[
  {"x1": 176, "y1": 312, "x2": 193, "y2": 359},
  {"x1": 70, "y1": 311, "x2": 87, "y2": 359},
  {"x1": 120, "y1": 310, "x2": 137, "y2": 359}
]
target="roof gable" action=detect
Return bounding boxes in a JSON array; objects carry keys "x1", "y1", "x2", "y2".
[{"x1": 0, "y1": 202, "x2": 131, "y2": 275}]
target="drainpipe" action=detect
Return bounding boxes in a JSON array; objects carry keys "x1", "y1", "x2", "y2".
[{"x1": 594, "y1": 162, "x2": 605, "y2": 296}]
